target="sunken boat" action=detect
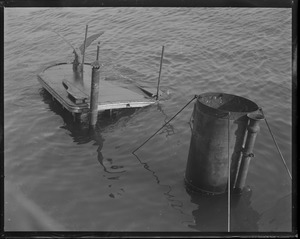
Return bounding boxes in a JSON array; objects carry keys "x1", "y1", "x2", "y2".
[{"x1": 38, "y1": 25, "x2": 161, "y2": 124}]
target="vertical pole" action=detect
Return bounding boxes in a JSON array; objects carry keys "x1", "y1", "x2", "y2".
[
  {"x1": 156, "y1": 45, "x2": 164, "y2": 100},
  {"x1": 96, "y1": 41, "x2": 100, "y2": 61},
  {"x1": 227, "y1": 113, "x2": 231, "y2": 232},
  {"x1": 234, "y1": 113, "x2": 264, "y2": 192},
  {"x1": 232, "y1": 130, "x2": 248, "y2": 189},
  {"x1": 89, "y1": 44, "x2": 101, "y2": 128},
  {"x1": 81, "y1": 25, "x2": 89, "y2": 74}
]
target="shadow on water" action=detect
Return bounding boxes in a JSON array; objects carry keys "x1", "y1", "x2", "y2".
[
  {"x1": 185, "y1": 186, "x2": 260, "y2": 232},
  {"x1": 39, "y1": 88, "x2": 136, "y2": 174}
]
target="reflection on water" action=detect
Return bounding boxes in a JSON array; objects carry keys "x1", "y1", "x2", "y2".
[
  {"x1": 133, "y1": 152, "x2": 189, "y2": 220},
  {"x1": 230, "y1": 187, "x2": 260, "y2": 232},
  {"x1": 42, "y1": 86, "x2": 191, "y2": 228},
  {"x1": 156, "y1": 103, "x2": 176, "y2": 138},
  {"x1": 186, "y1": 186, "x2": 260, "y2": 232},
  {"x1": 131, "y1": 103, "x2": 192, "y2": 219},
  {"x1": 5, "y1": 7, "x2": 292, "y2": 231},
  {"x1": 33, "y1": 86, "x2": 291, "y2": 232},
  {"x1": 40, "y1": 88, "x2": 133, "y2": 173}
]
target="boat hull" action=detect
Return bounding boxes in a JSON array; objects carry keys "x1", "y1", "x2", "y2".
[{"x1": 38, "y1": 63, "x2": 156, "y2": 115}]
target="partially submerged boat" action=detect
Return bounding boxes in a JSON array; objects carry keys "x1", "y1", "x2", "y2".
[
  {"x1": 38, "y1": 62, "x2": 158, "y2": 120},
  {"x1": 38, "y1": 25, "x2": 162, "y2": 123}
]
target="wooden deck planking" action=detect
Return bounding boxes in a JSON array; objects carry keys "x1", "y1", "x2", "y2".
[{"x1": 38, "y1": 63, "x2": 156, "y2": 113}]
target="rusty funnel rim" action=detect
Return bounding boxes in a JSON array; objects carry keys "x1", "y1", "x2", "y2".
[{"x1": 196, "y1": 92, "x2": 260, "y2": 120}]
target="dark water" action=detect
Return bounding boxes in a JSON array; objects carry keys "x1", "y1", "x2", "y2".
[{"x1": 4, "y1": 8, "x2": 292, "y2": 232}]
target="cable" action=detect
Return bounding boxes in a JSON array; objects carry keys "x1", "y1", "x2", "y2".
[
  {"x1": 132, "y1": 95, "x2": 198, "y2": 154},
  {"x1": 260, "y1": 109, "x2": 292, "y2": 180}
]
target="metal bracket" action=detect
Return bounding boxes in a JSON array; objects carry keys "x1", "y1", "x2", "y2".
[{"x1": 242, "y1": 152, "x2": 255, "y2": 158}]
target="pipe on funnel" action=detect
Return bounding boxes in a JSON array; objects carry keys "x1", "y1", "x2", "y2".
[{"x1": 234, "y1": 112, "x2": 264, "y2": 193}]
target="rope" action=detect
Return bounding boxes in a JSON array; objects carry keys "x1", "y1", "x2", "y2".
[
  {"x1": 260, "y1": 109, "x2": 292, "y2": 180},
  {"x1": 132, "y1": 95, "x2": 198, "y2": 154},
  {"x1": 227, "y1": 112, "x2": 231, "y2": 232}
]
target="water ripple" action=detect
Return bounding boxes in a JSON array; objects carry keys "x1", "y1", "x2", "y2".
[{"x1": 4, "y1": 7, "x2": 292, "y2": 232}]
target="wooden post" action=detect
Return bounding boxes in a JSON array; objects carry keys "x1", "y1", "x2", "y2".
[
  {"x1": 156, "y1": 45, "x2": 164, "y2": 100},
  {"x1": 89, "y1": 44, "x2": 101, "y2": 128}
]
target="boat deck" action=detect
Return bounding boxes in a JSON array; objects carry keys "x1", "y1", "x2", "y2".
[{"x1": 38, "y1": 63, "x2": 157, "y2": 114}]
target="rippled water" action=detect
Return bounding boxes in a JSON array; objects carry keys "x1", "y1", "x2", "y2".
[{"x1": 4, "y1": 7, "x2": 292, "y2": 232}]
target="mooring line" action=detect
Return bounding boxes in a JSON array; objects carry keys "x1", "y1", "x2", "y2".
[
  {"x1": 227, "y1": 112, "x2": 231, "y2": 233},
  {"x1": 259, "y1": 109, "x2": 292, "y2": 180},
  {"x1": 132, "y1": 95, "x2": 198, "y2": 154}
]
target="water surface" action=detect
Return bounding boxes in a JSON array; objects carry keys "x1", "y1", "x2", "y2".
[{"x1": 4, "y1": 7, "x2": 292, "y2": 232}]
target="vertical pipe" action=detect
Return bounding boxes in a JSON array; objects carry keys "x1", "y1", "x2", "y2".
[
  {"x1": 96, "y1": 41, "x2": 100, "y2": 61},
  {"x1": 227, "y1": 113, "x2": 231, "y2": 232},
  {"x1": 234, "y1": 113, "x2": 264, "y2": 192},
  {"x1": 156, "y1": 45, "x2": 164, "y2": 100},
  {"x1": 81, "y1": 25, "x2": 89, "y2": 73},
  {"x1": 232, "y1": 130, "x2": 248, "y2": 189},
  {"x1": 89, "y1": 44, "x2": 101, "y2": 128}
]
